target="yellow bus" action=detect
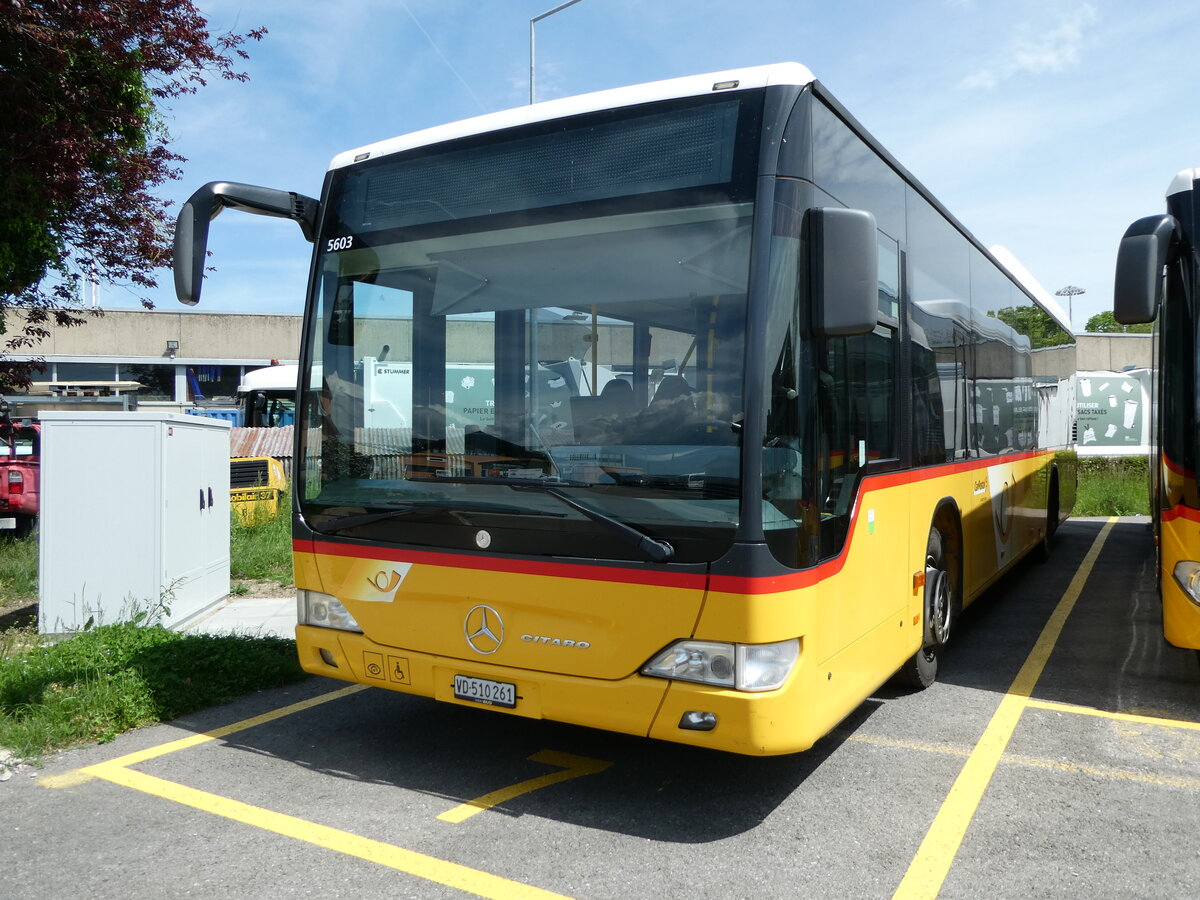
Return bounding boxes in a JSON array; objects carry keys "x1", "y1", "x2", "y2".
[
  {"x1": 174, "y1": 64, "x2": 1076, "y2": 755},
  {"x1": 1115, "y1": 168, "x2": 1200, "y2": 650}
]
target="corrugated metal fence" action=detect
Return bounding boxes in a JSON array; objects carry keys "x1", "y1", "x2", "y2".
[
  {"x1": 228, "y1": 425, "x2": 468, "y2": 479},
  {"x1": 230, "y1": 426, "x2": 295, "y2": 474}
]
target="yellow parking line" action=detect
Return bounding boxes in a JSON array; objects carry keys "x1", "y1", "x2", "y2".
[
  {"x1": 892, "y1": 517, "x2": 1117, "y2": 900},
  {"x1": 89, "y1": 764, "x2": 572, "y2": 900},
  {"x1": 43, "y1": 682, "x2": 575, "y2": 897},
  {"x1": 841, "y1": 730, "x2": 1200, "y2": 792},
  {"x1": 837, "y1": 731, "x2": 972, "y2": 759},
  {"x1": 438, "y1": 750, "x2": 612, "y2": 824},
  {"x1": 1025, "y1": 698, "x2": 1200, "y2": 732},
  {"x1": 1001, "y1": 750, "x2": 1200, "y2": 791},
  {"x1": 41, "y1": 684, "x2": 368, "y2": 789}
]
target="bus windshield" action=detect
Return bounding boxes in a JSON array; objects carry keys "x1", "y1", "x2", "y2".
[{"x1": 298, "y1": 95, "x2": 761, "y2": 563}]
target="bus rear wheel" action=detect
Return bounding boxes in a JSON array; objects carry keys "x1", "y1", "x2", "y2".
[
  {"x1": 1034, "y1": 469, "x2": 1060, "y2": 563},
  {"x1": 894, "y1": 527, "x2": 953, "y2": 690}
]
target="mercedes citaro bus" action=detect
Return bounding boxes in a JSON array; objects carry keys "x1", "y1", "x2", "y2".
[{"x1": 174, "y1": 64, "x2": 1076, "y2": 755}]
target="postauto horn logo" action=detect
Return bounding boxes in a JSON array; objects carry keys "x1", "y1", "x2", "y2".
[{"x1": 464, "y1": 605, "x2": 504, "y2": 655}]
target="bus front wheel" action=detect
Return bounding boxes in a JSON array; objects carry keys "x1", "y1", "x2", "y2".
[{"x1": 895, "y1": 526, "x2": 953, "y2": 690}]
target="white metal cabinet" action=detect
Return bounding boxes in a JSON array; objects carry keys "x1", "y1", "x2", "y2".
[{"x1": 38, "y1": 411, "x2": 230, "y2": 632}]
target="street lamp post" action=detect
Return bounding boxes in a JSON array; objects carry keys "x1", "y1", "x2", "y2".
[
  {"x1": 530, "y1": 0, "x2": 584, "y2": 104},
  {"x1": 1055, "y1": 285, "x2": 1085, "y2": 332}
]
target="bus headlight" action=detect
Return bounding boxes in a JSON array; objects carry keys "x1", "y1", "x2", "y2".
[
  {"x1": 737, "y1": 640, "x2": 801, "y2": 691},
  {"x1": 641, "y1": 639, "x2": 798, "y2": 692},
  {"x1": 298, "y1": 590, "x2": 362, "y2": 632},
  {"x1": 1173, "y1": 561, "x2": 1200, "y2": 606}
]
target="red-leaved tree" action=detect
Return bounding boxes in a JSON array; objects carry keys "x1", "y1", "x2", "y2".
[{"x1": 0, "y1": 1, "x2": 265, "y2": 390}]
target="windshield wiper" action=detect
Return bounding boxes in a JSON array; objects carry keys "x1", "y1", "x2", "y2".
[
  {"x1": 509, "y1": 483, "x2": 675, "y2": 563},
  {"x1": 310, "y1": 500, "x2": 565, "y2": 534}
]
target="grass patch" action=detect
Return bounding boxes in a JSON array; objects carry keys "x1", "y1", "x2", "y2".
[
  {"x1": 0, "y1": 621, "x2": 305, "y2": 758},
  {"x1": 1074, "y1": 456, "x2": 1149, "y2": 516},
  {"x1": 230, "y1": 489, "x2": 294, "y2": 586},
  {"x1": 0, "y1": 482, "x2": 302, "y2": 761},
  {"x1": 0, "y1": 533, "x2": 38, "y2": 608}
]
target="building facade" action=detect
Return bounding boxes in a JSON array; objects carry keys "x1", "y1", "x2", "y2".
[{"x1": 5, "y1": 309, "x2": 303, "y2": 407}]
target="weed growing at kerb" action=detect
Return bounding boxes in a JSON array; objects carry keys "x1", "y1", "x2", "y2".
[{"x1": 1074, "y1": 457, "x2": 1149, "y2": 516}]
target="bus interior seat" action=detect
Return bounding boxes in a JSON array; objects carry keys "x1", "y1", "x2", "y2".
[
  {"x1": 649, "y1": 375, "x2": 695, "y2": 408},
  {"x1": 570, "y1": 381, "x2": 635, "y2": 444},
  {"x1": 600, "y1": 377, "x2": 635, "y2": 408}
]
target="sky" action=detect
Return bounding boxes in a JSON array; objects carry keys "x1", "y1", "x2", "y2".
[{"x1": 117, "y1": 0, "x2": 1199, "y2": 332}]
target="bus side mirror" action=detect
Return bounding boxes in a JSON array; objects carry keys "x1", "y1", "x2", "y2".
[
  {"x1": 173, "y1": 181, "x2": 320, "y2": 306},
  {"x1": 1113, "y1": 214, "x2": 1179, "y2": 325},
  {"x1": 810, "y1": 207, "x2": 878, "y2": 336}
]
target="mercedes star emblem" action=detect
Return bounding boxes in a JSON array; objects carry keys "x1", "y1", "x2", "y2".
[{"x1": 464, "y1": 604, "x2": 504, "y2": 655}]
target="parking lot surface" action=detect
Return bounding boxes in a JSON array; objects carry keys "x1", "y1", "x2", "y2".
[{"x1": 3, "y1": 517, "x2": 1197, "y2": 899}]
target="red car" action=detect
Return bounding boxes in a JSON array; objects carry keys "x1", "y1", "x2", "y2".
[{"x1": 0, "y1": 407, "x2": 39, "y2": 536}]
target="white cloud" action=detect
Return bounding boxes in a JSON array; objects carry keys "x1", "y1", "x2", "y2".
[{"x1": 960, "y1": 3, "x2": 1098, "y2": 90}]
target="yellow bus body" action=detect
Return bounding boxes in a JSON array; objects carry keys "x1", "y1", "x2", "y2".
[
  {"x1": 295, "y1": 450, "x2": 1068, "y2": 756},
  {"x1": 1159, "y1": 507, "x2": 1200, "y2": 647}
]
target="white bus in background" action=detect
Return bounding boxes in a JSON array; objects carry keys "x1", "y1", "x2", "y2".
[{"x1": 237, "y1": 362, "x2": 299, "y2": 427}]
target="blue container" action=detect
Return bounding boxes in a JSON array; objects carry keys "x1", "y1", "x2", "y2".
[{"x1": 186, "y1": 408, "x2": 244, "y2": 426}]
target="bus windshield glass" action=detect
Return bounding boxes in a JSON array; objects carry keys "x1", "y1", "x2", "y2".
[{"x1": 298, "y1": 93, "x2": 762, "y2": 563}]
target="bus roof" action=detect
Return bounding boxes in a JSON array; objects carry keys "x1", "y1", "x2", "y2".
[
  {"x1": 989, "y1": 245, "x2": 1072, "y2": 333},
  {"x1": 1168, "y1": 168, "x2": 1200, "y2": 198},
  {"x1": 328, "y1": 63, "x2": 815, "y2": 171},
  {"x1": 238, "y1": 364, "x2": 298, "y2": 395}
]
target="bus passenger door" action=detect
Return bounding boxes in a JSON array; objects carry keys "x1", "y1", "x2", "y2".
[{"x1": 818, "y1": 320, "x2": 906, "y2": 656}]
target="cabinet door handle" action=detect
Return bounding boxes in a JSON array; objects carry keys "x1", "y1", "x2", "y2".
[
  {"x1": 208, "y1": 486, "x2": 214, "y2": 508},
  {"x1": 200, "y1": 488, "x2": 206, "y2": 510}
]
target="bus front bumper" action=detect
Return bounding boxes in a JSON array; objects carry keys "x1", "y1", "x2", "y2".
[{"x1": 295, "y1": 625, "x2": 826, "y2": 756}]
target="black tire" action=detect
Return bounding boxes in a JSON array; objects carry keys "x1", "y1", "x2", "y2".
[
  {"x1": 1034, "y1": 473, "x2": 1059, "y2": 563},
  {"x1": 894, "y1": 526, "x2": 953, "y2": 690}
]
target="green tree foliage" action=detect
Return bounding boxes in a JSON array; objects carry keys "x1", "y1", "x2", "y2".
[
  {"x1": 987, "y1": 304, "x2": 1073, "y2": 349},
  {"x1": 1085, "y1": 310, "x2": 1152, "y2": 333},
  {"x1": 0, "y1": 2, "x2": 265, "y2": 389}
]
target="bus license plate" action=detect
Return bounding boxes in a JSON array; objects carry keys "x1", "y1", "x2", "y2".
[{"x1": 453, "y1": 675, "x2": 516, "y2": 708}]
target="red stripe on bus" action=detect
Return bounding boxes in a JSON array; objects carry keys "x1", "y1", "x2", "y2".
[
  {"x1": 295, "y1": 538, "x2": 707, "y2": 589},
  {"x1": 295, "y1": 450, "x2": 1052, "y2": 595},
  {"x1": 1163, "y1": 454, "x2": 1196, "y2": 479},
  {"x1": 1162, "y1": 504, "x2": 1200, "y2": 524},
  {"x1": 711, "y1": 451, "x2": 1051, "y2": 593}
]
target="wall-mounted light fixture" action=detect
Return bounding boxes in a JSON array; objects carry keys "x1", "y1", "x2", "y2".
[{"x1": 166, "y1": 340, "x2": 179, "y2": 358}]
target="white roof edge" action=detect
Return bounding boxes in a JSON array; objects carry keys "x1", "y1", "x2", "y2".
[
  {"x1": 1167, "y1": 168, "x2": 1200, "y2": 198},
  {"x1": 237, "y1": 363, "x2": 299, "y2": 393},
  {"x1": 989, "y1": 245, "x2": 1073, "y2": 333},
  {"x1": 328, "y1": 62, "x2": 816, "y2": 170}
]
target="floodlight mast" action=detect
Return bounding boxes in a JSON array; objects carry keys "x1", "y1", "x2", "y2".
[
  {"x1": 1054, "y1": 285, "x2": 1085, "y2": 331},
  {"x1": 530, "y1": 0, "x2": 584, "y2": 105}
]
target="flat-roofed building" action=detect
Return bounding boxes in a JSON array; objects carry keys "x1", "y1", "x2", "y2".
[{"x1": 4, "y1": 309, "x2": 302, "y2": 408}]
